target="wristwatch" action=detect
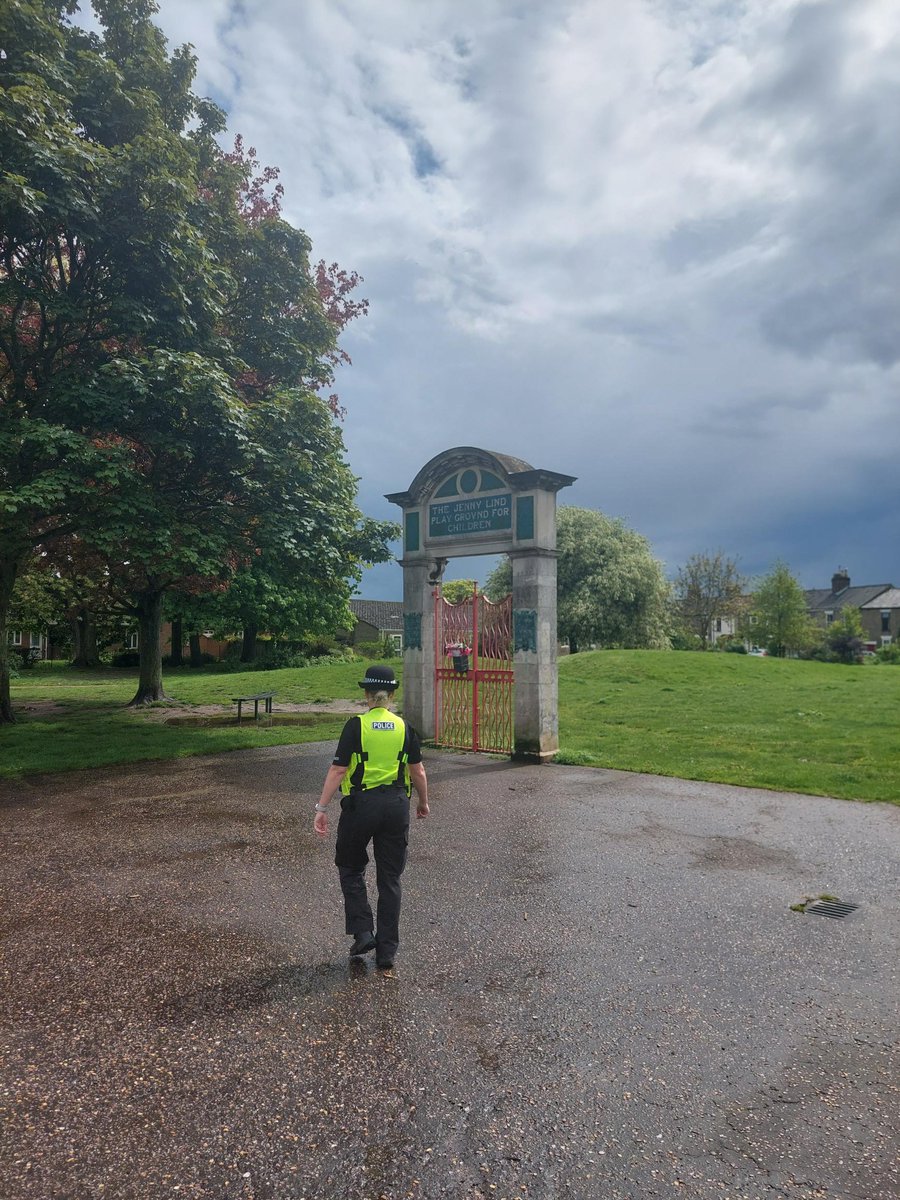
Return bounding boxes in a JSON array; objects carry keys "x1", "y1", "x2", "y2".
[{"x1": 315, "y1": 803, "x2": 328, "y2": 813}]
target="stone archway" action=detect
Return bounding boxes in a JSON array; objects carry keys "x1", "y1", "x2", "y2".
[{"x1": 386, "y1": 447, "x2": 575, "y2": 761}]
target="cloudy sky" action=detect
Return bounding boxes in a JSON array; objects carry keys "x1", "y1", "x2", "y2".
[{"x1": 147, "y1": 0, "x2": 898, "y2": 597}]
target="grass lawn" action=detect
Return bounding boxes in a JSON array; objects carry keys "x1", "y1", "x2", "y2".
[
  {"x1": 557, "y1": 650, "x2": 900, "y2": 804},
  {"x1": 2, "y1": 660, "x2": 369, "y2": 780},
  {"x1": 3, "y1": 652, "x2": 899, "y2": 803}
]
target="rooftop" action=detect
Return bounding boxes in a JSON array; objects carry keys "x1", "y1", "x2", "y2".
[{"x1": 349, "y1": 599, "x2": 404, "y2": 630}]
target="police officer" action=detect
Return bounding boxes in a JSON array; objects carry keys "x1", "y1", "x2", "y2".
[{"x1": 313, "y1": 665, "x2": 429, "y2": 972}]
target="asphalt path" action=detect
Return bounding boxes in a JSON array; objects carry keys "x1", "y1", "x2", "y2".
[{"x1": 1, "y1": 744, "x2": 898, "y2": 1200}]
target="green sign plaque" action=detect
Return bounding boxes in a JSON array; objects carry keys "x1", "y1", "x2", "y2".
[{"x1": 428, "y1": 493, "x2": 513, "y2": 539}]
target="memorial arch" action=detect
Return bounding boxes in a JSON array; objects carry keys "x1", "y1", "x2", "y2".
[{"x1": 386, "y1": 447, "x2": 575, "y2": 761}]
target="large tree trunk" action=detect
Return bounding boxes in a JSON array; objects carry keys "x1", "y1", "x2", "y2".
[
  {"x1": 70, "y1": 608, "x2": 101, "y2": 668},
  {"x1": 169, "y1": 616, "x2": 184, "y2": 667},
  {"x1": 128, "y1": 588, "x2": 171, "y2": 706},
  {"x1": 0, "y1": 556, "x2": 20, "y2": 724},
  {"x1": 189, "y1": 632, "x2": 203, "y2": 667},
  {"x1": 240, "y1": 621, "x2": 259, "y2": 663}
]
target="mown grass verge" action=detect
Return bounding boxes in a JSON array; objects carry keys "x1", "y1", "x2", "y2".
[
  {"x1": 1, "y1": 660, "x2": 368, "y2": 779},
  {"x1": 557, "y1": 650, "x2": 900, "y2": 804},
  {"x1": 4, "y1": 652, "x2": 899, "y2": 803}
]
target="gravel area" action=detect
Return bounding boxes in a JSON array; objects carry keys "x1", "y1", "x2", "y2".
[{"x1": 1, "y1": 746, "x2": 898, "y2": 1199}]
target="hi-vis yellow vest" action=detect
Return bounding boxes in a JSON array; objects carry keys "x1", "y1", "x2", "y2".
[{"x1": 341, "y1": 708, "x2": 410, "y2": 795}]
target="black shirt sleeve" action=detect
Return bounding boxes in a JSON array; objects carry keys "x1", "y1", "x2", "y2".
[
  {"x1": 405, "y1": 724, "x2": 422, "y2": 764},
  {"x1": 333, "y1": 716, "x2": 362, "y2": 766}
]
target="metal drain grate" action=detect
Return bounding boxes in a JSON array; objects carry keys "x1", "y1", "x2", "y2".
[{"x1": 805, "y1": 899, "x2": 859, "y2": 919}]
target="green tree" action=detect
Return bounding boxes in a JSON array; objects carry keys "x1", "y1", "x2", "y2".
[
  {"x1": 91, "y1": 109, "x2": 382, "y2": 705},
  {"x1": 484, "y1": 507, "x2": 671, "y2": 651},
  {"x1": 826, "y1": 606, "x2": 865, "y2": 664},
  {"x1": 9, "y1": 541, "x2": 118, "y2": 666},
  {"x1": 1, "y1": 1, "x2": 389, "y2": 714},
  {"x1": 674, "y1": 551, "x2": 746, "y2": 646},
  {"x1": 183, "y1": 514, "x2": 398, "y2": 665},
  {"x1": 748, "y1": 562, "x2": 813, "y2": 657},
  {"x1": 0, "y1": 0, "x2": 226, "y2": 718},
  {"x1": 441, "y1": 579, "x2": 477, "y2": 605}
]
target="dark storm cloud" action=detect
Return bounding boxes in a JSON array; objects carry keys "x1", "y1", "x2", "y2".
[
  {"x1": 693, "y1": 392, "x2": 831, "y2": 441},
  {"x1": 707, "y1": 0, "x2": 900, "y2": 367}
]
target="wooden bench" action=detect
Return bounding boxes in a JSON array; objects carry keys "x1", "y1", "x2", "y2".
[{"x1": 232, "y1": 691, "x2": 275, "y2": 724}]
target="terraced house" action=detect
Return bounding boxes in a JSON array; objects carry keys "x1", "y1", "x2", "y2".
[{"x1": 805, "y1": 569, "x2": 898, "y2": 650}]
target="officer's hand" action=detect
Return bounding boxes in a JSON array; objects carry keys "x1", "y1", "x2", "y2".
[
  {"x1": 314, "y1": 811, "x2": 329, "y2": 837},
  {"x1": 416, "y1": 801, "x2": 429, "y2": 819}
]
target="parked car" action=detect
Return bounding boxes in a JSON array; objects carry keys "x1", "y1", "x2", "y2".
[{"x1": 748, "y1": 646, "x2": 769, "y2": 656}]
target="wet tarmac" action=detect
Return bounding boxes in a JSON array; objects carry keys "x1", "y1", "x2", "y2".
[{"x1": 1, "y1": 746, "x2": 898, "y2": 1200}]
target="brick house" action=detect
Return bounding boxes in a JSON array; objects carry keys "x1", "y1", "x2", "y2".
[{"x1": 7, "y1": 628, "x2": 50, "y2": 662}]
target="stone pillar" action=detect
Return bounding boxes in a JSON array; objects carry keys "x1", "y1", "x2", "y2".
[
  {"x1": 400, "y1": 558, "x2": 437, "y2": 739},
  {"x1": 511, "y1": 548, "x2": 559, "y2": 760}
]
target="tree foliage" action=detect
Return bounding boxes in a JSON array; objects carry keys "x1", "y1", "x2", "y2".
[
  {"x1": 8, "y1": 542, "x2": 123, "y2": 665},
  {"x1": 674, "y1": 551, "x2": 745, "y2": 646},
  {"x1": 441, "y1": 579, "x2": 477, "y2": 605},
  {"x1": 825, "y1": 606, "x2": 865, "y2": 664},
  {"x1": 747, "y1": 562, "x2": 813, "y2": 657},
  {"x1": 485, "y1": 507, "x2": 671, "y2": 651},
  {"x1": 0, "y1": 0, "x2": 217, "y2": 715},
  {"x1": 0, "y1": 0, "x2": 390, "y2": 717}
]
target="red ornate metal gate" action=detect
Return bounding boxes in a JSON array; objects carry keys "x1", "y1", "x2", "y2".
[{"x1": 434, "y1": 585, "x2": 513, "y2": 753}]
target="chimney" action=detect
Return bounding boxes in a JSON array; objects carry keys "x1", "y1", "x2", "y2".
[{"x1": 831, "y1": 567, "x2": 850, "y2": 594}]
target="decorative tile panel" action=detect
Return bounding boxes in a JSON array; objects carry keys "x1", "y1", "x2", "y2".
[
  {"x1": 514, "y1": 609, "x2": 538, "y2": 653},
  {"x1": 404, "y1": 612, "x2": 422, "y2": 650}
]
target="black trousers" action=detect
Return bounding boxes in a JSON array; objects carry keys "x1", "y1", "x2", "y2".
[{"x1": 334, "y1": 786, "x2": 410, "y2": 960}]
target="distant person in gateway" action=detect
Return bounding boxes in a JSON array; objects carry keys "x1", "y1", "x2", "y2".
[{"x1": 313, "y1": 665, "x2": 429, "y2": 973}]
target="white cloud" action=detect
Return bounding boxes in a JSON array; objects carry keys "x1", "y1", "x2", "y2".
[{"x1": 142, "y1": 0, "x2": 900, "y2": 592}]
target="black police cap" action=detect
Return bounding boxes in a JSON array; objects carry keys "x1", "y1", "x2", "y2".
[{"x1": 358, "y1": 664, "x2": 399, "y2": 690}]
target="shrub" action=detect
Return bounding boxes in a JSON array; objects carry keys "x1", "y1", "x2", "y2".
[
  {"x1": 799, "y1": 643, "x2": 836, "y2": 663},
  {"x1": 722, "y1": 639, "x2": 747, "y2": 654},
  {"x1": 111, "y1": 650, "x2": 140, "y2": 668},
  {"x1": 303, "y1": 636, "x2": 345, "y2": 659},
  {"x1": 670, "y1": 630, "x2": 705, "y2": 651},
  {"x1": 875, "y1": 643, "x2": 900, "y2": 665},
  {"x1": 353, "y1": 638, "x2": 399, "y2": 660},
  {"x1": 825, "y1": 608, "x2": 865, "y2": 664},
  {"x1": 9, "y1": 647, "x2": 39, "y2": 670},
  {"x1": 254, "y1": 648, "x2": 309, "y2": 670}
]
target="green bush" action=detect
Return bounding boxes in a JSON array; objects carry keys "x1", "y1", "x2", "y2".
[
  {"x1": 799, "y1": 643, "x2": 836, "y2": 663},
  {"x1": 875, "y1": 643, "x2": 900, "y2": 665},
  {"x1": 825, "y1": 608, "x2": 865, "y2": 664},
  {"x1": 353, "y1": 638, "x2": 398, "y2": 660},
  {"x1": 670, "y1": 630, "x2": 704, "y2": 651},
  {"x1": 254, "y1": 648, "x2": 309, "y2": 670},
  {"x1": 722, "y1": 639, "x2": 747, "y2": 654},
  {"x1": 249, "y1": 643, "x2": 354, "y2": 671},
  {"x1": 111, "y1": 650, "x2": 140, "y2": 668},
  {"x1": 353, "y1": 640, "x2": 384, "y2": 659},
  {"x1": 303, "y1": 636, "x2": 346, "y2": 659}
]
